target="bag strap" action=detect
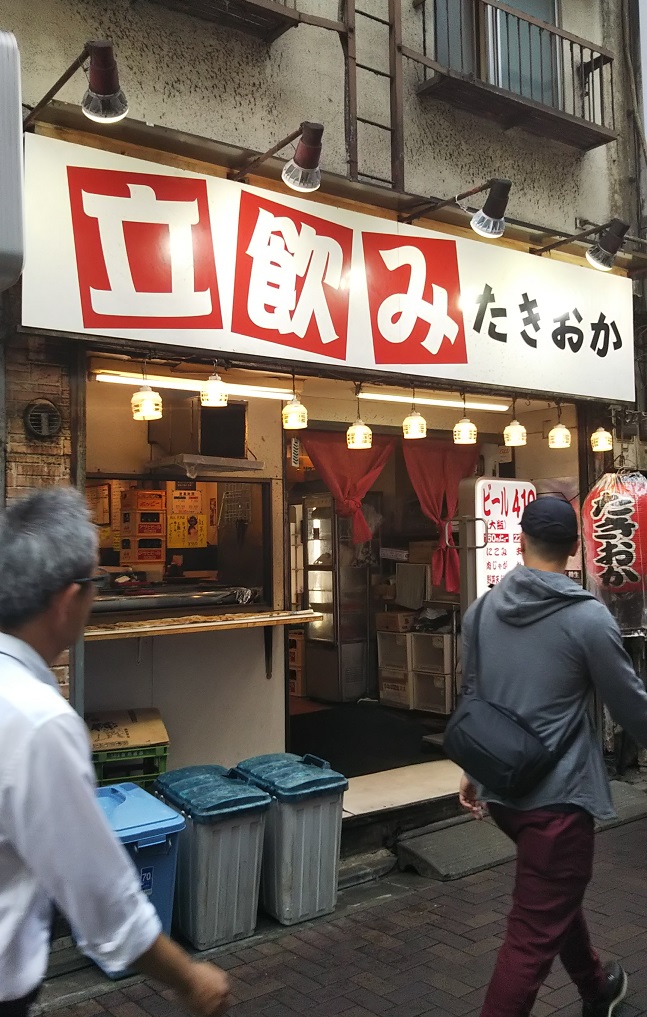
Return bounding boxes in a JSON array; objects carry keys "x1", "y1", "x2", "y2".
[{"x1": 466, "y1": 592, "x2": 489, "y2": 696}]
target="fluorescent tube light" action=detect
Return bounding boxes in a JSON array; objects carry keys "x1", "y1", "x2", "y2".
[{"x1": 358, "y1": 391, "x2": 509, "y2": 412}]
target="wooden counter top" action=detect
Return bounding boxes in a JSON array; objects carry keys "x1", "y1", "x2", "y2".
[{"x1": 85, "y1": 609, "x2": 323, "y2": 641}]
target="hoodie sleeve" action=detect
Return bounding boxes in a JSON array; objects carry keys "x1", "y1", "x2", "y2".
[{"x1": 579, "y1": 603, "x2": 647, "y2": 747}]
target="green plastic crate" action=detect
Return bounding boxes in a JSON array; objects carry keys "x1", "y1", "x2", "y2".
[{"x1": 92, "y1": 743, "x2": 169, "y2": 791}]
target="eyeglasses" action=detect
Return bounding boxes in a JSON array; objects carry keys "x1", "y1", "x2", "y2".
[{"x1": 73, "y1": 574, "x2": 105, "y2": 588}]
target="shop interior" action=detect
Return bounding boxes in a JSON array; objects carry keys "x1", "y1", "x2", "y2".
[{"x1": 84, "y1": 355, "x2": 583, "y2": 802}]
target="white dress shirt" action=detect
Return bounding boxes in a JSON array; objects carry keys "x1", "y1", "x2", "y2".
[{"x1": 0, "y1": 634, "x2": 161, "y2": 1001}]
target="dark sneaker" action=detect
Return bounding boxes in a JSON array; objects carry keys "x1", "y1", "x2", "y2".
[{"x1": 582, "y1": 962, "x2": 628, "y2": 1017}]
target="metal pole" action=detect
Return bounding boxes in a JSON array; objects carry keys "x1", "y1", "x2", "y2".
[
  {"x1": 23, "y1": 46, "x2": 89, "y2": 129},
  {"x1": 229, "y1": 126, "x2": 302, "y2": 182},
  {"x1": 400, "y1": 180, "x2": 492, "y2": 224},
  {"x1": 530, "y1": 221, "x2": 611, "y2": 257}
]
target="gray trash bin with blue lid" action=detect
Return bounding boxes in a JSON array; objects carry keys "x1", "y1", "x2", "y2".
[
  {"x1": 234, "y1": 753, "x2": 348, "y2": 926},
  {"x1": 154, "y1": 765, "x2": 271, "y2": 949}
]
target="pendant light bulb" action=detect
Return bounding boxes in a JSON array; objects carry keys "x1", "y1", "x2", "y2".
[
  {"x1": 503, "y1": 398, "x2": 526, "y2": 447},
  {"x1": 131, "y1": 385, "x2": 162, "y2": 422},
  {"x1": 591, "y1": 427, "x2": 613, "y2": 453},
  {"x1": 282, "y1": 396, "x2": 308, "y2": 430},
  {"x1": 347, "y1": 418, "x2": 372, "y2": 449},
  {"x1": 200, "y1": 372, "x2": 228, "y2": 407},
  {"x1": 548, "y1": 404, "x2": 571, "y2": 449},
  {"x1": 453, "y1": 393, "x2": 478, "y2": 445},
  {"x1": 403, "y1": 410, "x2": 427, "y2": 439}
]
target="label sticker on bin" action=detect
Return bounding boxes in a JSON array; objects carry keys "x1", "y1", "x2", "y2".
[
  {"x1": 235, "y1": 753, "x2": 348, "y2": 803},
  {"x1": 141, "y1": 866, "x2": 154, "y2": 895},
  {"x1": 96, "y1": 782, "x2": 185, "y2": 847},
  {"x1": 154, "y1": 765, "x2": 271, "y2": 823}
]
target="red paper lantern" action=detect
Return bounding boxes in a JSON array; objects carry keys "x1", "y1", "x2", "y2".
[{"x1": 582, "y1": 472, "x2": 647, "y2": 592}]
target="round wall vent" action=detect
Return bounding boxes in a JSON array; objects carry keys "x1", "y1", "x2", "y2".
[{"x1": 24, "y1": 399, "x2": 63, "y2": 440}]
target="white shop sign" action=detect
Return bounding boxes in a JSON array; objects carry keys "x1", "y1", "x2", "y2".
[
  {"x1": 22, "y1": 134, "x2": 635, "y2": 402},
  {"x1": 475, "y1": 479, "x2": 537, "y2": 596}
]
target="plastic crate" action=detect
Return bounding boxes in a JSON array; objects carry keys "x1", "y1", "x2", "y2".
[
  {"x1": 93, "y1": 743, "x2": 169, "y2": 790},
  {"x1": 378, "y1": 668, "x2": 413, "y2": 709},
  {"x1": 410, "y1": 633, "x2": 453, "y2": 674},
  {"x1": 377, "y1": 631, "x2": 412, "y2": 671},
  {"x1": 412, "y1": 671, "x2": 453, "y2": 714}
]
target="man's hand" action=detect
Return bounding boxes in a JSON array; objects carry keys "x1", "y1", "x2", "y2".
[
  {"x1": 459, "y1": 773, "x2": 486, "y2": 820},
  {"x1": 135, "y1": 935, "x2": 230, "y2": 1017},
  {"x1": 177, "y1": 962, "x2": 230, "y2": 1017}
]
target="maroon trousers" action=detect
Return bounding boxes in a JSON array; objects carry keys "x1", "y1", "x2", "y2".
[{"x1": 480, "y1": 805, "x2": 607, "y2": 1017}]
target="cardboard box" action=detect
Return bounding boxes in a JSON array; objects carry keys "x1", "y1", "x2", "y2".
[
  {"x1": 376, "y1": 611, "x2": 417, "y2": 632},
  {"x1": 121, "y1": 510, "x2": 166, "y2": 536},
  {"x1": 378, "y1": 668, "x2": 413, "y2": 710},
  {"x1": 120, "y1": 537, "x2": 166, "y2": 563},
  {"x1": 121, "y1": 489, "x2": 166, "y2": 512},
  {"x1": 408, "y1": 541, "x2": 440, "y2": 564},
  {"x1": 85, "y1": 708, "x2": 169, "y2": 751}
]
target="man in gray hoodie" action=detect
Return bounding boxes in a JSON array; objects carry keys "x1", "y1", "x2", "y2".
[{"x1": 458, "y1": 496, "x2": 647, "y2": 1017}]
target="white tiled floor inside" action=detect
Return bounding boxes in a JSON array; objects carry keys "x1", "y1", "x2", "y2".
[{"x1": 342, "y1": 759, "x2": 462, "y2": 817}]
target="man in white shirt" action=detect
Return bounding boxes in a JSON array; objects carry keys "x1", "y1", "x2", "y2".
[{"x1": 0, "y1": 487, "x2": 230, "y2": 1017}]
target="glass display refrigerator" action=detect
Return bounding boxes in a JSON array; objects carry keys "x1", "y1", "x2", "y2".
[{"x1": 303, "y1": 495, "x2": 371, "y2": 702}]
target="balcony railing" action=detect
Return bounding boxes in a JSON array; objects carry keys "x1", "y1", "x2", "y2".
[{"x1": 409, "y1": 0, "x2": 617, "y2": 150}]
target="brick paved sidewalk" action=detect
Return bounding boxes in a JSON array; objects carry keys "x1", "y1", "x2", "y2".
[{"x1": 43, "y1": 818, "x2": 647, "y2": 1017}]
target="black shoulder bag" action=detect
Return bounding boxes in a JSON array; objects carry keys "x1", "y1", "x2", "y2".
[{"x1": 443, "y1": 594, "x2": 584, "y2": 799}]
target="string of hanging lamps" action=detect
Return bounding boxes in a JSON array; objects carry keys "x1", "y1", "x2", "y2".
[
  {"x1": 347, "y1": 385, "x2": 372, "y2": 449},
  {"x1": 282, "y1": 372, "x2": 308, "y2": 430},
  {"x1": 131, "y1": 360, "x2": 162, "y2": 422},
  {"x1": 402, "y1": 389, "x2": 427, "y2": 440},
  {"x1": 503, "y1": 398, "x2": 527, "y2": 447},
  {"x1": 453, "y1": 394, "x2": 478, "y2": 445}
]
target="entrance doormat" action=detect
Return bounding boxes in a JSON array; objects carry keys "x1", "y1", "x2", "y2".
[{"x1": 397, "y1": 816, "x2": 514, "y2": 881}]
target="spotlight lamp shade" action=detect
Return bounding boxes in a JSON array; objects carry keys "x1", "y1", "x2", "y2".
[
  {"x1": 282, "y1": 396, "x2": 308, "y2": 430},
  {"x1": 81, "y1": 41, "x2": 128, "y2": 123},
  {"x1": 548, "y1": 422, "x2": 572, "y2": 449},
  {"x1": 585, "y1": 218, "x2": 630, "y2": 272},
  {"x1": 131, "y1": 385, "x2": 162, "y2": 421},
  {"x1": 453, "y1": 417, "x2": 478, "y2": 445},
  {"x1": 281, "y1": 122, "x2": 323, "y2": 193},
  {"x1": 347, "y1": 418, "x2": 372, "y2": 449},
  {"x1": 591, "y1": 427, "x2": 613, "y2": 453},
  {"x1": 470, "y1": 179, "x2": 512, "y2": 239},
  {"x1": 403, "y1": 410, "x2": 427, "y2": 439},
  {"x1": 200, "y1": 372, "x2": 228, "y2": 407},
  {"x1": 503, "y1": 418, "x2": 527, "y2": 447}
]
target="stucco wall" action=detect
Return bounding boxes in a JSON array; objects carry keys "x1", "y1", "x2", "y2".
[{"x1": 2, "y1": 0, "x2": 634, "y2": 233}]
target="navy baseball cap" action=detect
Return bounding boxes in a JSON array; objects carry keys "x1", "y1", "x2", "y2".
[{"x1": 521, "y1": 496, "x2": 578, "y2": 543}]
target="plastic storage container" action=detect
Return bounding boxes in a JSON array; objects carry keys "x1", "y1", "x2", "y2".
[
  {"x1": 235, "y1": 753, "x2": 348, "y2": 926},
  {"x1": 96, "y1": 782, "x2": 185, "y2": 975},
  {"x1": 376, "y1": 631, "x2": 412, "y2": 671},
  {"x1": 154, "y1": 766, "x2": 271, "y2": 950}
]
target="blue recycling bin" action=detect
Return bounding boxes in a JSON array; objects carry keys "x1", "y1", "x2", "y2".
[
  {"x1": 234, "y1": 753, "x2": 348, "y2": 925},
  {"x1": 96, "y1": 782, "x2": 185, "y2": 975},
  {"x1": 154, "y1": 766, "x2": 271, "y2": 949}
]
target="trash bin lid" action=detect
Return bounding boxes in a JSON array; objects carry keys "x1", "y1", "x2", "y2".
[
  {"x1": 235, "y1": 753, "x2": 348, "y2": 803},
  {"x1": 96, "y1": 782, "x2": 185, "y2": 848},
  {"x1": 154, "y1": 766, "x2": 271, "y2": 823}
]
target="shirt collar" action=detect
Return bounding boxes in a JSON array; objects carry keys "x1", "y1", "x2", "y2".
[{"x1": 0, "y1": 633, "x2": 59, "y2": 691}]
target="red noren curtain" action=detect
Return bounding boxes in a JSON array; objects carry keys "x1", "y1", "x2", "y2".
[
  {"x1": 402, "y1": 438, "x2": 479, "y2": 593},
  {"x1": 301, "y1": 431, "x2": 396, "y2": 543}
]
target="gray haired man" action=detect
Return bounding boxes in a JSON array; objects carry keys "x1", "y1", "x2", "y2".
[{"x1": 0, "y1": 487, "x2": 229, "y2": 1017}]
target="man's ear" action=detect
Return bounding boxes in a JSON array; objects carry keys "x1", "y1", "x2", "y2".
[
  {"x1": 519, "y1": 533, "x2": 527, "y2": 555},
  {"x1": 49, "y1": 583, "x2": 80, "y2": 628},
  {"x1": 571, "y1": 537, "x2": 580, "y2": 558}
]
